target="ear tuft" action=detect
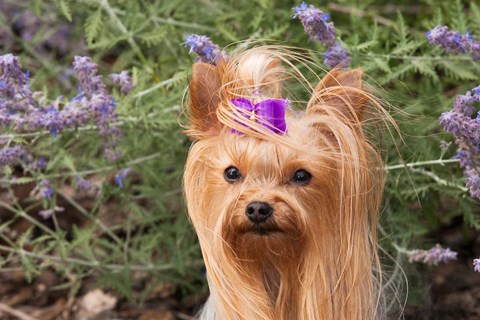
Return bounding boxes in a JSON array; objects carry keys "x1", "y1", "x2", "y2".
[
  {"x1": 307, "y1": 68, "x2": 368, "y2": 122},
  {"x1": 186, "y1": 62, "x2": 223, "y2": 139}
]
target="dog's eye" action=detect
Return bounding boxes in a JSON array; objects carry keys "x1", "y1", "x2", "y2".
[
  {"x1": 224, "y1": 166, "x2": 242, "y2": 182},
  {"x1": 291, "y1": 169, "x2": 312, "y2": 184}
]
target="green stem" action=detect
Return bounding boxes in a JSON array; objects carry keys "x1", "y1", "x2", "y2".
[
  {"x1": 384, "y1": 158, "x2": 459, "y2": 170},
  {"x1": 0, "y1": 115, "x2": 177, "y2": 139},
  {"x1": 359, "y1": 52, "x2": 473, "y2": 62},
  {"x1": 410, "y1": 167, "x2": 468, "y2": 191},
  {"x1": 152, "y1": 17, "x2": 215, "y2": 31}
]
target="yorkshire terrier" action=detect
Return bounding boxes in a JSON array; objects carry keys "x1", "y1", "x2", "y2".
[{"x1": 183, "y1": 46, "x2": 391, "y2": 320}]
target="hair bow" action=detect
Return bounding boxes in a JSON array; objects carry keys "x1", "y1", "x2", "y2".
[{"x1": 230, "y1": 97, "x2": 288, "y2": 134}]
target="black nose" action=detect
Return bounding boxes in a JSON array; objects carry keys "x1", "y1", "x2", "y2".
[{"x1": 245, "y1": 201, "x2": 273, "y2": 223}]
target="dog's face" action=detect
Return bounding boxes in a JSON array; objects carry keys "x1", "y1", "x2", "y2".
[{"x1": 186, "y1": 117, "x2": 341, "y2": 262}]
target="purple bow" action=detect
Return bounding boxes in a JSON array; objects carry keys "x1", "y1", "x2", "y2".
[{"x1": 230, "y1": 98, "x2": 288, "y2": 134}]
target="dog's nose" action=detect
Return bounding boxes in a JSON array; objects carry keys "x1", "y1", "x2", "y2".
[{"x1": 245, "y1": 201, "x2": 273, "y2": 223}]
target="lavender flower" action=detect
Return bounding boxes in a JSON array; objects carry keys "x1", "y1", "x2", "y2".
[
  {"x1": 38, "y1": 209, "x2": 54, "y2": 219},
  {"x1": 109, "y1": 71, "x2": 134, "y2": 94},
  {"x1": 114, "y1": 168, "x2": 131, "y2": 188},
  {"x1": 293, "y1": 2, "x2": 350, "y2": 68},
  {"x1": 293, "y1": 2, "x2": 336, "y2": 46},
  {"x1": 37, "y1": 157, "x2": 47, "y2": 170},
  {"x1": 76, "y1": 176, "x2": 98, "y2": 194},
  {"x1": 72, "y1": 56, "x2": 107, "y2": 97},
  {"x1": 322, "y1": 43, "x2": 351, "y2": 68},
  {"x1": 38, "y1": 206, "x2": 64, "y2": 220},
  {"x1": 426, "y1": 26, "x2": 480, "y2": 61},
  {"x1": 0, "y1": 146, "x2": 23, "y2": 167},
  {"x1": 474, "y1": 258, "x2": 480, "y2": 272},
  {"x1": 34, "y1": 179, "x2": 54, "y2": 200},
  {"x1": 184, "y1": 34, "x2": 222, "y2": 64},
  {"x1": 0, "y1": 54, "x2": 34, "y2": 110},
  {"x1": 408, "y1": 244, "x2": 458, "y2": 266},
  {"x1": 439, "y1": 84, "x2": 480, "y2": 200}
]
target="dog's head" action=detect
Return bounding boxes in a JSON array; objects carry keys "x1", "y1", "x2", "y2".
[{"x1": 183, "y1": 46, "x2": 388, "y2": 319}]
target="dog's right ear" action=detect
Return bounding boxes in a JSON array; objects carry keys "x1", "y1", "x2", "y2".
[{"x1": 186, "y1": 62, "x2": 223, "y2": 139}]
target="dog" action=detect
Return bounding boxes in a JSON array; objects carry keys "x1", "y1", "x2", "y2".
[{"x1": 183, "y1": 46, "x2": 390, "y2": 320}]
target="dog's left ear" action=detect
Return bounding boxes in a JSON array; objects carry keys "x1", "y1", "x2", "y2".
[
  {"x1": 186, "y1": 62, "x2": 223, "y2": 139},
  {"x1": 306, "y1": 68, "x2": 368, "y2": 122}
]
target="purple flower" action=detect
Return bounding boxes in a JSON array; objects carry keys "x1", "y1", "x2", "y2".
[
  {"x1": 35, "y1": 179, "x2": 53, "y2": 200},
  {"x1": 293, "y1": 2, "x2": 336, "y2": 46},
  {"x1": 293, "y1": 3, "x2": 350, "y2": 69},
  {"x1": 76, "y1": 176, "x2": 98, "y2": 194},
  {"x1": 465, "y1": 170, "x2": 480, "y2": 199},
  {"x1": 76, "y1": 176, "x2": 93, "y2": 190},
  {"x1": 408, "y1": 244, "x2": 458, "y2": 266},
  {"x1": 474, "y1": 258, "x2": 480, "y2": 273},
  {"x1": 0, "y1": 54, "x2": 34, "y2": 108},
  {"x1": 38, "y1": 206, "x2": 64, "y2": 220},
  {"x1": 440, "y1": 84, "x2": 480, "y2": 200},
  {"x1": 37, "y1": 157, "x2": 47, "y2": 170},
  {"x1": 72, "y1": 56, "x2": 106, "y2": 98},
  {"x1": 114, "y1": 168, "x2": 131, "y2": 188},
  {"x1": 184, "y1": 34, "x2": 222, "y2": 64},
  {"x1": 322, "y1": 42, "x2": 351, "y2": 68},
  {"x1": 426, "y1": 25, "x2": 480, "y2": 61},
  {"x1": 38, "y1": 209, "x2": 54, "y2": 219},
  {"x1": 109, "y1": 71, "x2": 134, "y2": 94},
  {"x1": 0, "y1": 146, "x2": 23, "y2": 167}
]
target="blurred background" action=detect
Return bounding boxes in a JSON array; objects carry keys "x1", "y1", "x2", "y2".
[{"x1": 0, "y1": 0, "x2": 479, "y2": 319}]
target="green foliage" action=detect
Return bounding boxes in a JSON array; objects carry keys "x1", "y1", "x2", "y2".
[{"x1": 0, "y1": 0, "x2": 479, "y2": 313}]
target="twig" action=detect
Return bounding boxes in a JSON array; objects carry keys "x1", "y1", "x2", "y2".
[
  {"x1": 327, "y1": 3, "x2": 393, "y2": 26},
  {"x1": 410, "y1": 167, "x2": 468, "y2": 191},
  {"x1": 152, "y1": 17, "x2": 215, "y2": 32},
  {"x1": 359, "y1": 52, "x2": 474, "y2": 61},
  {"x1": 0, "y1": 302, "x2": 39, "y2": 320},
  {"x1": 385, "y1": 158, "x2": 459, "y2": 170}
]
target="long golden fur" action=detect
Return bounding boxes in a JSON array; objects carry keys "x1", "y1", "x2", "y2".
[{"x1": 183, "y1": 46, "x2": 393, "y2": 320}]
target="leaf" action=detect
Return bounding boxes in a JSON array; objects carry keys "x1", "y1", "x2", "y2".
[
  {"x1": 382, "y1": 62, "x2": 415, "y2": 84},
  {"x1": 438, "y1": 60, "x2": 478, "y2": 80},
  {"x1": 85, "y1": 7, "x2": 104, "y2": 45},
  {"x1": 373, "y1": 57, "x2": 391, "y2": 74},
  {"x1": 254, "y1": 0, "x2": 272, "y2": 10},
  {"x1": 88, "y1": 34, "x2": 129, "y2": 50},
  {"x1": 470, "y1": 3, "x2": 480, "y2": 35},
  {"x1": 411, "y1": 59, "x2": 439, "y2": 81},
  {"x1": 262, "y1": 23, "x2": 290, "y2": 40},
  {"x1": 97, "y1": 267, "x2": 133, "y2": 300},
  {"x1": 390, "y1": 41, "x2": 421, "y2": 56},
  {"x1": 450, "y1": 0, "x2": 467, "y2": 33},
  {"x1": 250, "y1": 11, "x2": 264, "y2": 30},
  {"x1": 357, "y1": 40, "x2": 379, "y2": 52},
  {"x1": 138, "y1": 27, "x2": 168, "y2": 48},
  {"x1": 216, "y1": 23, "x2": 238, "y2": 42},
  {"x1": 394, "y1": 11, "x2": 408, "y2": 43},
  {"x1": 56, "y1": 0, "x2": 72, "y2": 22}
]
